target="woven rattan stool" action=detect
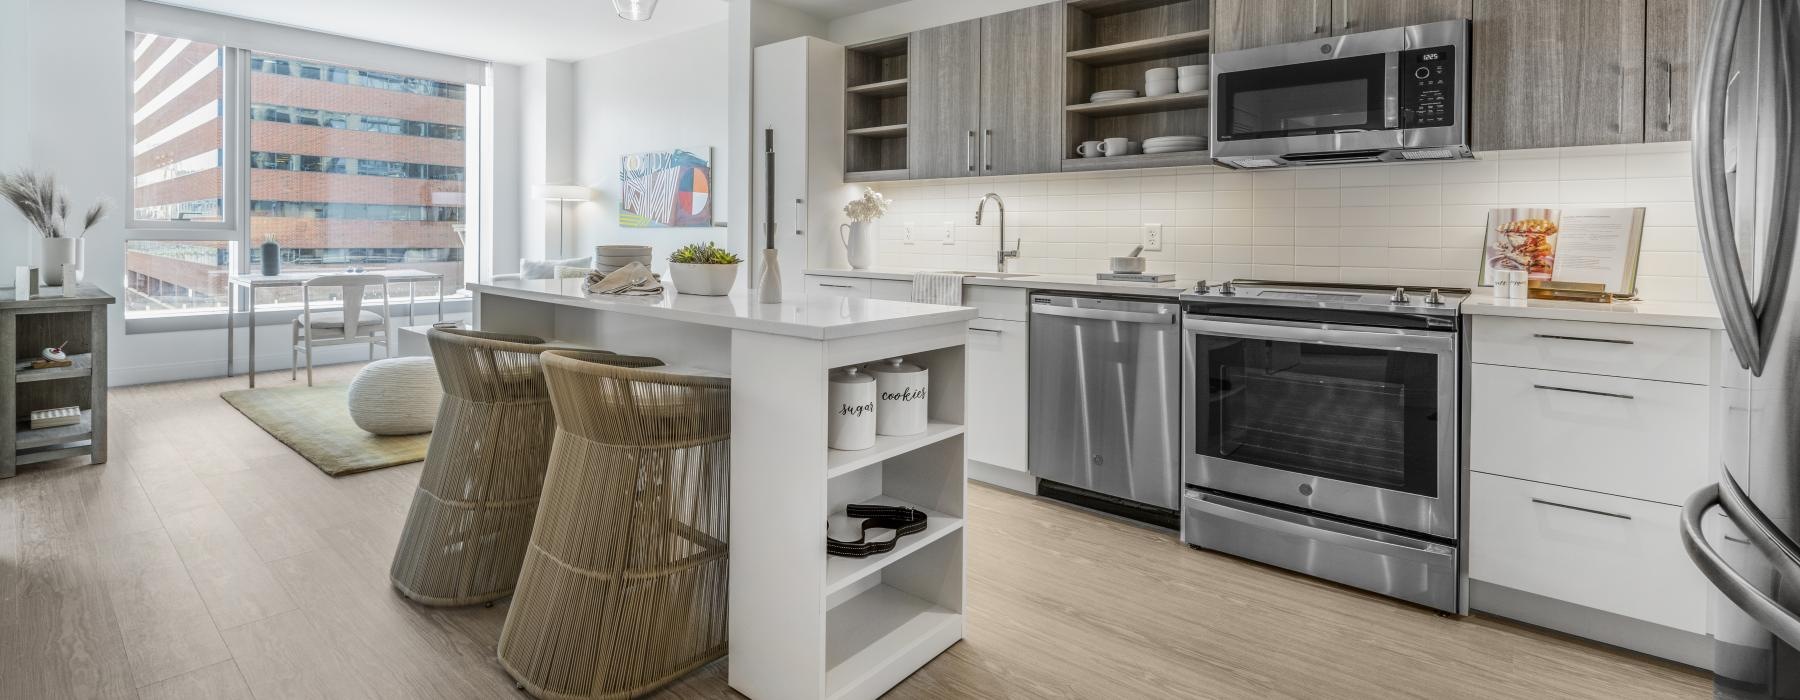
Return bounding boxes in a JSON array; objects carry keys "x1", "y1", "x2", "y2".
[
  {"x1": 498, "y1": 350, "x2": 730, "y2": 700},
  {"x1": 389, "y1": 329, "x2": 659, "y2": 607}
]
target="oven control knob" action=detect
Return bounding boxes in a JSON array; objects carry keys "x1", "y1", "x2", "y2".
[
  {"x1": 1219, "y1": 281, "x2": 1237, "y2": 296},
  {"x1": 1193, "y1": 280, "x2": 1210, "y2": 294},
  {"x1": 1390, "y1": 287, "x2": 1410, "y2": 304},
  {"x1": 1425, "y1": 288, "x2": 1445, "y2": 305}
]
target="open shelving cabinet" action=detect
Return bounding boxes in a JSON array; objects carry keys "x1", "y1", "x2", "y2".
[
  {"x1": 844, "y1": 34, "x2": 911, "y2": 183},
  {"x1": 729, "y1": 321, "x2": 967, "y2": 700},
  {"x1": 1, "y1": 287, "x2": 113, "y2": 479},
  {"x1": 1062, "y1": 0, "x2": 1213, "y2": 173}
]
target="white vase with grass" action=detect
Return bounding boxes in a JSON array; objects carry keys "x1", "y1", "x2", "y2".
[{"x1": 0, "y1": 170, "x2": 108, "y2": 287}]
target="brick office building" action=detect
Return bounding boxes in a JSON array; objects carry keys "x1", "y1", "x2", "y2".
[{"x1": 129, "y1": 36, "x2": 467, "y2": 313}]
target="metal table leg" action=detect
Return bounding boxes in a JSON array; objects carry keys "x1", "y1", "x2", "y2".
[
  {"x1": 247, "y1": 287, "x2": 257, "y2": 388},
  {"x1": 437, "y1": 278, "x2": 445, "y2": 324},
  {"x1": 408, "y1": 280, "x2": 418, "y2": 326}
]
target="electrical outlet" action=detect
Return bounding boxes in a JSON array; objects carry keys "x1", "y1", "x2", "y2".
[
  {"x1": 939, "y1": 221, "x2": 956, "y2": 246},
  {"x1": 1142, "y1": 223, "x2": 1164, "y2": 251}
]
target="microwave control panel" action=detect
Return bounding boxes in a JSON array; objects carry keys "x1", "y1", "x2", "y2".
[{"x1": 1400, "y1": 45, "x2": 1456, "y2": 129}]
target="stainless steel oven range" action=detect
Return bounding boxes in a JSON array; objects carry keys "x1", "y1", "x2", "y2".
[{"x1": 1180, "y1": 281, "x2": 1466, "y2": 613}]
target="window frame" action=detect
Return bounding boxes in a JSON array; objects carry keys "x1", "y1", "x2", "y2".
[{"x1": 123, "y1": 32, "x2": 482, "y2": 330}]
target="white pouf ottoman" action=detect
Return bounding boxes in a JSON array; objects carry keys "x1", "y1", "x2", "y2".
[{"x1": 348, "y1": 357, "x2": 443, "y2": 435}]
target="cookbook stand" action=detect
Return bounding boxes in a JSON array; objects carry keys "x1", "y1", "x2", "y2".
[{"x1": 1527, "y1": 281, "x2": 1634, "y2": 303}]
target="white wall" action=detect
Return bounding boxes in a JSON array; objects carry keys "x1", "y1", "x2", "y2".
[
  {"x1": 863, "y1": 142, "x2": 1711, "y2": 302},
  {"x1": 568, "y1": 23, "x2": 731, "y2": 271},
  {"x1": 827, "y1": 0, "x2": 1052, "y2": 44},
  {"x1": 0, "y1": 0, "x2": 27, "y2": 274}
]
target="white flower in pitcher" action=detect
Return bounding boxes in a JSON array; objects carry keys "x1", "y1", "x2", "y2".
[{"x1": 842, "y1": 188, "x2": 891, "y2": 223}]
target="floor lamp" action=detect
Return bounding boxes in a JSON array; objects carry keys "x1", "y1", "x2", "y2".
[{"x1": 533, "y1": 184, "x2": 596, "y2": 258}]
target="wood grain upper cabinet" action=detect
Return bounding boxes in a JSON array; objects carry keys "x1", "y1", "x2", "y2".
[
  {"x1": 1212, "y1": 0, "x2": 1328, "y2": 53},
  {"x1": 1331, "y1": 0, "x2": 1470, "y2": 33},
  {"x1": 909, "y1": 19, "x2": 983, "y2": 179},
  {"x1": 1471, "y1": 0, "x2": 1647, "y2": 151},
  {"x1": 979, "y1": 4, "x2": 1063, "y2": 176},
  {"x1": 1645, "y1": 0, "x2": 1716, "y2": 142}
]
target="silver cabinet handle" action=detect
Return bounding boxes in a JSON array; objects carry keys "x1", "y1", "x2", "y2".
[
  {"x1": 817, "y1": 282, "x2": 856, "y2": 289},
  {"x1": 983, "y1": 129, "x2": 993, "y2": 171},
  {"x1": 1339, "y1": 0, "x2": 1351, "y2": 30},
  {"x1": 966, "y1": 131, "x2": 976, "y2": 173},
  {"x1": 1313, "y1": 0, "x2": 1323, "y2": 33},
  {"x1": 1532, "y1": 384, "x2": 1635, "y2": 400},
  {"x1": 1664, "y1": 61, "x2": 1676, "y2": 132},
  {"x1": 1532, "y1": 498, "x2": 1632, "y2": 520},
  {"x1": 1530, "y1": 333, "x2": 1633, "y2": 345},
  {"x1": 1616, "y1": 63, "x2": 1626, "y2": 133},
  {"x1": 1694, "y1": 0, "x2": 1761, "y2": 371},
  {"x1": 793, "y1": 198, "x2": 804, "y2": 236},
  {"x1": 968, "y1": 327, "x2": 1002, "y2": 334}
]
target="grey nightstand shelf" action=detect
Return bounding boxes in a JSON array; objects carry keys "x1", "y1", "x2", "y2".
[{"x1": 1, "y1": 286, "x2": 114, "y2": 479}]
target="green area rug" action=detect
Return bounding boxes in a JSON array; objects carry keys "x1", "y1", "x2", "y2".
[{"x1": 221, "y1": 384, "x2": 429, "y2": 476}]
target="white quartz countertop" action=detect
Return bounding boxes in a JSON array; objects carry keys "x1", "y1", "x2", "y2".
[
  {"x1": 1460, "y1": 292, "x2": 1723, "y2": 329},
  {"x1": 803, "y1": 267, "x2": 1190, "y2": 298},
  {"x1": 470, "y1": 278, "x2": 976, "y2": 340}
]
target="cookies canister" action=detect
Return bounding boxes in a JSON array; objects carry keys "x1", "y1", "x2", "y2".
[
  {"x1": 828, "y1": 366, "x2": 877, "y2": 450},
  {"x1": 866, "y1": 357, "x2": 928, "y2": 436}
]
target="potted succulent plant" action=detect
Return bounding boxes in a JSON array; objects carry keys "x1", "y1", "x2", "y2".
[
  {"x1": 667, "y1": 242, "x2": 743, "y2": 296},
  {"x1": 0, "y1": 170, "x2": 107, "y2": 286}
]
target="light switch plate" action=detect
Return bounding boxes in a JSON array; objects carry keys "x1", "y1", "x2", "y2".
[
  {"x1": 1142, "y1": 223, "x2": 1164, "y2": 251},
  {"x1": 903, "y1": 221, "x2": 916, "y2": 245}
]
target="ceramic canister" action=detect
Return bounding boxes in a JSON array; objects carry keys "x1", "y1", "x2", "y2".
[
  {"x1": 867, "y1": 357, "x2": 928, "y2": 436},
  {"x1": 828, "y1": 366, "x2": 877, "y2": 450}
]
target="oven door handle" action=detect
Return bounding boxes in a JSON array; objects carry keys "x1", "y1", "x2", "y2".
[
  {"x1": 1187, "y1": 491, "x2": 1455, "y2": 565},
  {"x1": 1185, "y1": 315, "x2": 1454, "y2": 354},
  {"x1": 1034, "y1": 304, "x2": 1176, "y2": 325}
]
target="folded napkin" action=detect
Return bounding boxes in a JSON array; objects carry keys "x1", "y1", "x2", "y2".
[
  {"x1": 911, "y1": 271, "x2": 965, "y2": 305},
  {"x1": 585, "y1": 262, "x2": 664, "y2": 296}
]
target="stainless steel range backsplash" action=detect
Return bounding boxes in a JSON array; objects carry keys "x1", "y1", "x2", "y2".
[{"x1": 863, "y1": 141, "x2": 1706, "y2": 302}]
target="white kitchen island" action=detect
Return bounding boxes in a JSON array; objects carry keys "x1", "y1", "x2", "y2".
[{"x1": 469, "y1": 278, "x2": 976, "y2": 700}]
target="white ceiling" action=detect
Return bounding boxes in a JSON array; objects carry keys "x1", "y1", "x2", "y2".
[
  {"x1": 770, "y1": 0, "x2": 906, "y2": 20},
  {"x1": 151, "y1": 0, "x2": 729, "y2": 64}
]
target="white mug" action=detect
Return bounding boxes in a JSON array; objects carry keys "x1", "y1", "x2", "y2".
[
  {"x1": 1100, "y1": 137, "x2": 1130, "y2": 157},
  {"x1": 1076, "y1": 140, "x2": 1104, "y2": 158}
]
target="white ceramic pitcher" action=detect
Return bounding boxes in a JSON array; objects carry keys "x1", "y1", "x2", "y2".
[{"x1": 839, "y1": 222, "x2": 874, "y2": 270}]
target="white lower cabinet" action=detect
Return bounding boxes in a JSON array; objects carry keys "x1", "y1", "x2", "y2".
[
  {"x1": 1469, "y1": 472, "x2": 1709, "y2": 634},
  {"x1": 965, "y1": 319, "x2": 1028, "y2": 471}
]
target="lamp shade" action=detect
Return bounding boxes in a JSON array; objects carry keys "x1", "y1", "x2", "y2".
[
  {"x1": 533, "y1": 184, "x2": 595, "y2": 202},
  {"x1": 612, "y1": 0, "x2": 656, "y2": 21}
]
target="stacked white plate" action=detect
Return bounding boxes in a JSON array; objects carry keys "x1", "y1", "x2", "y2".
[
  {"x1": 594, "y1": 244, "x2": 653, "y2": 274},
  {"x1": 1142, "y1": 135, "x2": 1206, "y2": 154},
  {"x1": 1090, "y1": 89, "x2": 1138, "y2": 103}
]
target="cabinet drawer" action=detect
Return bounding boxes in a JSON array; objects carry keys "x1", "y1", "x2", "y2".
[
  {"x1": 869, "y1": 279, "x2": 912, "y2": 302},
  {"x1": 805, "y1": 275, "x2": 869, "y2": 299},
  {"x1": 1470, "y1": 364, "x2": 1707, "y2": 505},
  {"x1": 966, "y1": 285, "x2": 1028, "y2": 321},
  {"x1": 1470, "y1": 316, "x2": 1710, "y2": 383},
  {"x1": 965, "y1": 319, "x2": 1028, "y2": 471},
  {"x1": 1470, "y1": 472, "x2": 1708, "y2": 634}
]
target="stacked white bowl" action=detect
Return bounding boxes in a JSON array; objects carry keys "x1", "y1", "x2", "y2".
[
  {"x1": 1145, "y1": 67, "x2": 1177, "y2": 97},
  {"x1": 594, "y1": 244, "x2": 653, "y2": 274},
  {"x1": 1177, "y1": 64, "x2": 1206, "y2": 93}
]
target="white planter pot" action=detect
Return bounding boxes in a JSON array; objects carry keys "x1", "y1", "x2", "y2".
[
  {"x1": 669, "y1": 262, "x2": 740, "y2": 296},
  {"x1": 39, "y1": 238, "x2": 80, "y2": 286},
  {"x1": 839, "y1": 221, "x2": 875, "y2": 270}
]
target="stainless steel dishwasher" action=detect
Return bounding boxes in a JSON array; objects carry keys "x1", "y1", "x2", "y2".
[{"x1": 1028, "y1": 293, "x2": 1182, "y2": 515}]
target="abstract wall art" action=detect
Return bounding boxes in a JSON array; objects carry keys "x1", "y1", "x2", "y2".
[{"x1": 619, "y1": 148, "x2": 713, "y2": 228}]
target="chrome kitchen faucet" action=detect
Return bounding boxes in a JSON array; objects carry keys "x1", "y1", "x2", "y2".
[{"x1": 974, "y1": 192, "x2": 1020, "y2": 273}]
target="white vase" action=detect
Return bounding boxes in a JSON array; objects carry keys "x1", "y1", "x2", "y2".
[
  {"x1": 756, "y1": 249, "x2": 782, "y2": 303},
  {"x1": 839, "y1": 222, "x2": 875, "y2": 270},
  {"x1": 39, "y1": 238, "x2": 77, "y2": 286},
  {"x1": 669, "y1": 262, "x2": 740, "y2": 296}
]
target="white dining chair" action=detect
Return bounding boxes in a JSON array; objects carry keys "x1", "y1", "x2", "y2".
[{"x1": 292, "y1": 273, "x2": 391, "y2": 386}]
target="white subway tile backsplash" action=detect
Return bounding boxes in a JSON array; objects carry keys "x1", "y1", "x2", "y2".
[{"x1": 864, "y1": 142, "x2": 1709, "y2": 301}]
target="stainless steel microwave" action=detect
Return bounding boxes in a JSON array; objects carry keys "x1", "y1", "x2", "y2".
[{"x1": 1209, "y1": 20, "x2": 1471, "y2": 169}]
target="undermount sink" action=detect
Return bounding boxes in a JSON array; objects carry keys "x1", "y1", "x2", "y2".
[{"x1": 937, "y1": 270, "x2": 1036, "y2": 279}]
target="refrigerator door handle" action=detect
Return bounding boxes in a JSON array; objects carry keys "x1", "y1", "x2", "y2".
[
  {"x1": 1681, "y1": 480, "x2": 1800, "y2": 649},
  {"x1": 1693, "y1": 0, "x2": 1763, "y2": 371}
]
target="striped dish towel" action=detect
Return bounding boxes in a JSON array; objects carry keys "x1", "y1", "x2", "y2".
[{"x1": 910, "y1": 272, "x2": 966, "y2": 305}]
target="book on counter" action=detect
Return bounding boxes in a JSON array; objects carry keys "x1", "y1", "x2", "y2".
[{"x1": 1479, "y1": 207, "x2": 1647, "y2": 298}]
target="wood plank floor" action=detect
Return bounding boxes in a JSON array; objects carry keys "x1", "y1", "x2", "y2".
[{"x1": 0, "y1": 366, "x2": 1710, "y2": 699}]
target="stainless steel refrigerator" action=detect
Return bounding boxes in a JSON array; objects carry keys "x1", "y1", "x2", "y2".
[{"x1": 1682, "y1": 0, "x2": 1800, "y2": 697}]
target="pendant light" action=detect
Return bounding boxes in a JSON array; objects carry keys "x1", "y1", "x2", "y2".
[{"x1": 612, "y1": 0, "x2": 656, "y2": 21}]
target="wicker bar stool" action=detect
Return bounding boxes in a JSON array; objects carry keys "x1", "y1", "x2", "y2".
[
  {"x1": 498, "y1": 350, "x2": 730, "y2": 700},
  {"x1": 389, "y1": 329, "x2": 661, "y2": 607}
]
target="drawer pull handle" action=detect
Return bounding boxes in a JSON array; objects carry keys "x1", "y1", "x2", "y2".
[
  {"x1": 1531, "y1": 333, "x2": 1634, "y2": 345},
  {"x1": 968, "y1": 327, "x2": 1002, "y2": 334},
  {"x1": 817, "y1": 283, "x2": 856, "y2": 289},
  {"x1": 1532, "y1": 384, "x2": 1635, "y2": 400},
  {"x1": 1531, "y1": 498, "x2": 1633, "y2": 520}
]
